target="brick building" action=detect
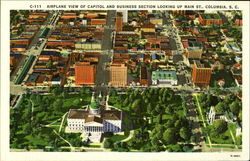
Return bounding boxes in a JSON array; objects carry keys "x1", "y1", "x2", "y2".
[
  {"x1": 192, "y1": 60, "x2": 212, "y2": 86},
  {"x1": 75, "y1": 62, "x2": 96, "y2": 85},
  {"x1": 198, "y1": 13, "x2": 222, "y2": 25},
  {"x1": 115, "y1": 12, "x2": 123, "y2": 32}
]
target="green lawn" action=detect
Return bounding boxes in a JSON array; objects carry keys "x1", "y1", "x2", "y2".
[
  {"x1": 175, "y1": 110, "x2": 185, "y2": 118},
  {"x1": 107, "y1": 133, "x2": 129, "y2": 142},
  {"x1": 228, "y1": 123, "x2": 237, "y2": 137},
  {"x1": 209, "y1": 129, "x2": 234, "y2": 144},
  {"x1": 62, "y1": 94, "x2": 91, "y2": 109},
  {"x1": 194, "y1": 95, "x2": 207, "y2": 124},
  {"x1": 109, "y1": 135, "x2": 127, "y2": 142}
]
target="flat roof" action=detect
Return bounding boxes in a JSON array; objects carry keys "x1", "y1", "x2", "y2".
[
  {"x1": 152, "y1": 71, "x2": 177, "y2": 80},
  {"x1": 201, "y1": 13, "x2": 221, "y2": 20},
  {"x1": 85, "y1": 116, "x2": 103, "y2": 124},
  {"x1": 68, "y1": 109, "x2": 88, "y2": 119},
  {"x1": 27, "y1": 74, "x2": 39, "y2": 82},
  {"x1": 194, "y1": 60, "x2": 211, "y2": 68},
  {"x1": 101, "y1": 110, "x2": 121, "y2": 120}
]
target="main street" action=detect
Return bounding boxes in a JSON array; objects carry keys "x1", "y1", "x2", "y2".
[{"x1": 95, "y1": 10, "x2": 116, "y2": 96}]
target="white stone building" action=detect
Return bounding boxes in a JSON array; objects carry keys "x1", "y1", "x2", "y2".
[{"x1": 67, "y1": 94, "x2": 122, "y2": 142}]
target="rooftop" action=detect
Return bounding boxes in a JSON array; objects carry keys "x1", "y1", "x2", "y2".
[
  {"x1": 27, "y1": 74, "x2": 39, "y2": 83},
  {"x1": 152, "y1": 71, "x2": 177, "y2": 80},
  {"x1": 68, "y1": 109, "x2": 121, "y2": 121},
  {"x1": 85, "y1": 116, "x2": 103, "y2": 124},
  {"x1": 201, "y1": 13, "x2": 221, "y2": 20},
  {"x1": 68, "y1": 109, "x2": 88, "y2": 119},
  {"x1": 194, "y1": 60, "x2": 211, "y2": 68}
]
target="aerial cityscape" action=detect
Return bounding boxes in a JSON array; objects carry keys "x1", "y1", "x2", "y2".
[{"x1": 10, "y1": 10, "x2": 242, "y2": 152}]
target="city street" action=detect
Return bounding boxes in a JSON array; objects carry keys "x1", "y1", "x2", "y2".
[
  {"x1": 10, "y1": 11, "x2": 61, "y2": 89},
  {"x1": 95, "y1": 10, "x2": 116, "y2": 96}
]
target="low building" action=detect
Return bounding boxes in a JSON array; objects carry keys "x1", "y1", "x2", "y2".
[
  {"x1": 152, "y1": 70, "x2": 178, "y2": 85},
  {"x1": 141, "y1": 24, "x2": 155, "y2": 33},
  {"x1": 198, "y1": 13, "x2": 222, "y2": 25},
  {"x1": 184, "y1": 41, "x2": 203, "y2": 59}
]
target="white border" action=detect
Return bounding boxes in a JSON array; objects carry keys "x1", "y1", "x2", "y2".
[{"x1": 1, "y1": 1, "x2": 249, "y2": 161}]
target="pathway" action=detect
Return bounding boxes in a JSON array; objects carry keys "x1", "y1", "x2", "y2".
[
  {"x1": 121, "y1": 130, "x2": 134, "y2": 142},
  {"x1": 53, "y1": 130, "x2": 74, "y2": 152},
  {"x1": 229, "y1": 129, "x2": 238, "y2": 149},
  {"x1": 194, "y1": 94, "x2": 212, "y2": 148},
  {"x1": 59, "y1": 112, "x2": 68, "y2": 133}
]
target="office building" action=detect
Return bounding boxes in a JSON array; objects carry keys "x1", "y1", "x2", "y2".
[
  {"x1": 75, "y1": 62, "x2": 96, "y2": 85},
  {"x1": 192, "y1": 60, "x2": 212, "y2": 86},
  {"x1": 115, "y1": 12, "x2": 123, "y2": 32},
  {"x1": 109, "y1": 63, "x2": 127, "y2": 86}
]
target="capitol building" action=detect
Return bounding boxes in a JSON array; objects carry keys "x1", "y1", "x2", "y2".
[{"x1": 67, "y1": 93, "x2": 122, "y2": 142}]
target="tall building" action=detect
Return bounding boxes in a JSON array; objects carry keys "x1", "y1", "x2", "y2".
[
  {"x1": 117, "y1": 10, "x2": 128, "y2": 23},
  {"x1": 115, "y1": 12, "x2": 123, "y2": 32},
  {"x1": 109, "y1": 63, "x2": 127, "y2": 86},
  {"x1": 75, "y1": 62, "x2": 96, "y2": 85},
  {"x1": 192, "y1": 60, "x2": 212, "y2": 86}
]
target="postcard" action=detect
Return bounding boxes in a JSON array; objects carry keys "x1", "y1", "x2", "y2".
[{"x1": 1, "y1": 0, "x2": 249, "y2": 161}]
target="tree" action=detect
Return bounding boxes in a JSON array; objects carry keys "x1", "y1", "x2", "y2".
[
  {"x1": 155, "y1": 104, "x2": 162, "y2": 113},
  {"x1": 214, "y1": 102, "x2": 226, "y2": 114},
  {"x1": 223, "y1": 94, "x2": 236, "y2": 104},
  {"x1": 168, "y1": 144, "x2": 183, "y2": 152},
  {"x1": 213, "y1": 119, "x2": 228, "y2": 134},
  {"x1": 174, "y1": 120, "x2": 181, "y2": 129},
  {"x1": 104, "y1": 138, "x2": 113, "y2": 148},
  {"x1": 53, "y1": 99, "x2": 63, "y2": 110},
  {"x1": 146, "y1": 103, "x2": 153, "y2": 115},
  {"x1": 165, "y1": 105, "x2": 173, "y2": 115},
  {"x1": 179, "y1": 127, "x2": 191, "y2": 141},
  {"x1": 46, "y1": 61, "x2": 52, "y2": 68},
  {"x1": 61, "y1": 92, "x2": 69, "y2": 99},
  {"x1": 131, "y1": 99, "x2": 141, "y2": 113},
  {"x1": 73, "y1": 99, "x2": 81, "y2": 107},
  {"x1": 238, "y1": 110, "x2": 242, "y2": 121},
  {"x1": 229, "y1": 100, "x2": 241, "y2": 116},
  {"x1": 183, "y1": 145, "x2": 192, "y2": 152},
  {"x1": 163, "y1": 128, "x2": 176, "y2": 145},
  {"x1": 122, "y1": 98, "x2": 129, "y2": 107},
  {"x1": 190, "y1": 135, "x2": 196, "y2": 143}
]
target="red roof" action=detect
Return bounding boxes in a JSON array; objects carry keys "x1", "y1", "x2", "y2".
[{"x1": 75, "y1": 63, "x2": 95, "y2": 85}]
